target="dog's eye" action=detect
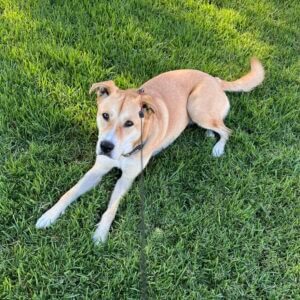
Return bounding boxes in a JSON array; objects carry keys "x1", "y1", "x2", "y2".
[
  {"x1": 102, "y1": 113, "x2": 109, "y2": 121},
  {"x1": 124, "y1": 120, "x2": 134, "y2": 127}
]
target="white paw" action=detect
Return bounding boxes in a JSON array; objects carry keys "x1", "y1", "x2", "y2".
[
  {"x1": 36, "y1": 207, "x2": 62, "y2": 228},
  {"x1": 212, "y1": 142, "x2": 225, "y2": 157},
  {"x1": 92, "y1": 224, "x2": 109, "y2": 244},
  {"x1": 206, "y1": 130, "x2": 215, "y2": 138}
]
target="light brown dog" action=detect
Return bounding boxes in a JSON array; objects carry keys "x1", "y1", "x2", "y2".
[{"x1": 36, "y1": 58, "x2": 264, "y2": 243}]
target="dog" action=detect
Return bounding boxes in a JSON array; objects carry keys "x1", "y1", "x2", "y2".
[{"x1": 36, "y1": 58, "x2": 264, "y2": 243}]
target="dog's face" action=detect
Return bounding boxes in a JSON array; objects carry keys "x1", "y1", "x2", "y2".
[{"x1": 90, "y1": 81, "x2": 155, "y2": 160}]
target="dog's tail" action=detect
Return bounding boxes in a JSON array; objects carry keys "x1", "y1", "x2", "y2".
[{"x1": 217, "y1": 58, "x2": 264, "y2": 92}]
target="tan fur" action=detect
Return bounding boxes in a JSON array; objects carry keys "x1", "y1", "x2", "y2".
[
  {"x1": 133, "y1": 58, "x2": 264, "y2": 157},
  {"x1": 218, "y1": 58, "x2": 265, "y2": 92},
  {"x1": 36, "y1": 58, "x2": 264, "y2": 243}
]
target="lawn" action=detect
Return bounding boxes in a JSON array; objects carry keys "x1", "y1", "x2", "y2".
[{"x1": 0, "y1": 0, "x2": 299, "y2": 299}]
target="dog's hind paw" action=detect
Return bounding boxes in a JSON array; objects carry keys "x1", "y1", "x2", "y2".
[
  {"x1": 206, "y1": 130, "x2": 215, "y2": 138},
  {"x1": 212, "y1": 142, "x2": 225, "y2": 157}
]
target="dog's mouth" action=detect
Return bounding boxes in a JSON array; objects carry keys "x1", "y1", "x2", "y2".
[
  {"x1": 96, "y1": 147, "x2": 112, "y2": 158},
  {"x1": 99, "y1": 151, "x2": 111, "y2": 158}
]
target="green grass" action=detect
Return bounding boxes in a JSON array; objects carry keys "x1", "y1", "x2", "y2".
[{"x1": 0, "y1": 0, "x2": 299, "y2": 298}]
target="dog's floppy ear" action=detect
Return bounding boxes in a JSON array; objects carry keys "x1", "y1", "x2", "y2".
[
  {"x1": 141, "y1": 94, "x2": 156, "y2": 116},
  {"x1": 89, "y1": 80, "x2": 118, "y2": 98}
]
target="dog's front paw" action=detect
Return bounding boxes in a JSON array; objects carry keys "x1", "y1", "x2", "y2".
[
  {"x1": 36, "y1": 207, "x2": 62, "y2": 229},
  {"x1": 92, "y1": 224, "x2": 109, "y2": 245}
]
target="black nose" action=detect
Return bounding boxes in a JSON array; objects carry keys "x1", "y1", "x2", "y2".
[{"x1": 100, "y1": 141, "x2": 115, "y2": 154}]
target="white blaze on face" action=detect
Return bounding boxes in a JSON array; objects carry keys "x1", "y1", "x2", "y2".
[
  {"x1": 96, "y1": 115, "x2": 117, "y2": 157},
  {"x1": 96, "y1": 105, "x2": 117, "y2": 157}
]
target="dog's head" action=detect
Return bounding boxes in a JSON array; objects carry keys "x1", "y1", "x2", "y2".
[{"x1": 90, "y1": 81, "x2": 156, "y2": 160}]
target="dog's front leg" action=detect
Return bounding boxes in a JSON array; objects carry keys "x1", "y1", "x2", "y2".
[
  {"x1": 92, "y1": 157, "x2": 148, "y2": 244},
  {"x1": 92, "y1": 174, "x2": 135, "y2": 244},
  {"x1": 36, "y1": 155, "x2": 116, "y2": 229}
]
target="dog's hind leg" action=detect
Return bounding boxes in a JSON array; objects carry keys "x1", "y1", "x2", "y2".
[
  {"x1": 187, "y1": 79, "x2": 232, "y2": 157},
  {"x1": 36, "y1": 155, "x2": 116, "y2": 229},
  {"x1": 207, "y1": 121, "x2": 231, "y2": 157}
]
